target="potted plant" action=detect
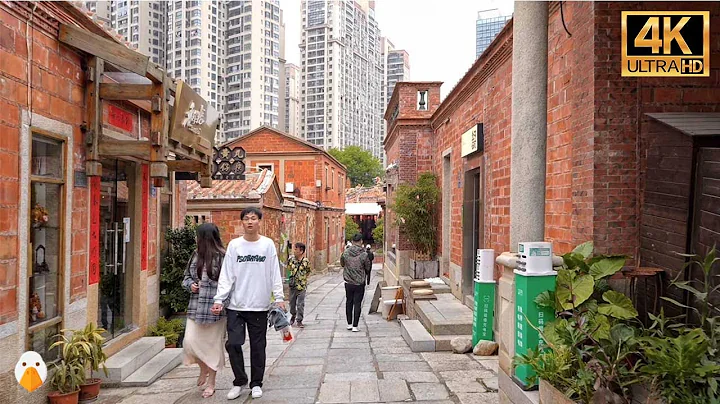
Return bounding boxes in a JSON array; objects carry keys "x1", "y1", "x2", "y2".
[
  {"x1": 48, "y1": 331, "x2": 87, "y2": 404},
  {"x1": 73, "y1": 323, "x2": 108, "y2": 402},
  {"x1": 390, "y1": 172, "x2": 440, "y2": 278},
  {"x1": 148, "y1": 317, "x2": 184, "y2": 348}
]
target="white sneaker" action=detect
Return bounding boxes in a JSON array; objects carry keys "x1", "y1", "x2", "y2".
[
  {"x1": 251, "y1": 386, "x2": 263, "y2": 399},
  {"x1": 227, "y1": 386, "x2": 242, "y2": 400},
  {"x1": 352, "y1": 327, "x2": 360, "y2": 332},
  {"x1": 347, "y1": 324, "x2": 352, "y2": 330}
]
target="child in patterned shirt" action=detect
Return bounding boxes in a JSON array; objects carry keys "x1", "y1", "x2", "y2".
[{"x1": 288, "y1": 242, "x2": 311, "y2": 328}]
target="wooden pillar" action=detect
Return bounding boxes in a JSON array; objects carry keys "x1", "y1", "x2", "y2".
[
  {"x1": 85, "y1": 57, "x2": 104, "y2": 176},
  {"x1": 150, "y1": 76, "x2": 167, "y2": 187}
]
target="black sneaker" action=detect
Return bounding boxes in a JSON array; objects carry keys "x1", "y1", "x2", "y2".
[
  {"x1": 290, "y1": 316, "x2": 296, "y2": 325},
  {"x1": 296, "y1": 321, "x2": 305, "y2": 328}
]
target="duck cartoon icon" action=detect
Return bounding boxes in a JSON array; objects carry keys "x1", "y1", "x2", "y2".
[{"x1": 15, "y1": 351, "x2": 47, "y2": 392}]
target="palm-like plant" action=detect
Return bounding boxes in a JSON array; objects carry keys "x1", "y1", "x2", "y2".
[
  {"x1": 74, "y1": 323, "x2": 109, "y2": 379},
  {"x1": 49, "y1": 331, "x2": 88, "y2": 394}
]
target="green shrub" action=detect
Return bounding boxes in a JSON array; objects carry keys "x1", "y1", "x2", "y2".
[
  {"x1": 160, "y1": 218, "x2": 196, "y2": 313},
  {"x1": 390, "y1": 172, "x2": 439, "y2": 258},
  {"x1": 148, "y1": 317, "x2": 185, "y2": 346},
  {"x1": 345, "y1": 216, "x2": 360, "y2": 241}
]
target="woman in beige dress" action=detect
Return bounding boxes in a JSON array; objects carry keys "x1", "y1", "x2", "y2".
[{"x1": 182, "y1": 223, "x2": 227, "y2": 398}]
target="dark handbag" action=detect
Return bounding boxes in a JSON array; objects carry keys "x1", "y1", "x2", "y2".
[{"x1": 34, "y1": 245, "x2": 49, "y2": 273}]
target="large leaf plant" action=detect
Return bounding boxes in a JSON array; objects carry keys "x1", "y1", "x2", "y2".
[{"x1": 515, "y1": 241, "x2": 642, "y2": 404}]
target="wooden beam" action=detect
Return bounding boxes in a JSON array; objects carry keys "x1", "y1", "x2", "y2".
[
  {"x1": 146, "y1": 62, "x2": 164, "y2": 84},
  {"x1": 98, "y1": 137, "x2": 151, "y2": 159},
  {"x1": 85, "y1": 57, "x2": 103, "y2": 177},
  {"x1": 59, "y1": 24, "x2": 148, "y2": 77},
  {"x1": 166, "y1": 159, "x2": 206, "y2": 172},
  {"x1": 99, "y1": 83, "x2": 156, "y2": 100},
  {"x1": 149, "y1": 76, "x2": 168, "y2": 179}
]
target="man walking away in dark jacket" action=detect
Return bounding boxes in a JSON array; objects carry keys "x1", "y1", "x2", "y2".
[
  {"x1": 341, "y1": 234, "x2": 372, "y2": 332},
  {"x1": 365, "y1": 245, "x2": 374, "y2": 286}
]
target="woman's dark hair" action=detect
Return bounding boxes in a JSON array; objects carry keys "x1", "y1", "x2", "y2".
[
  {"x1": 195, "y1": 223, "x2": 225, "y2": 281},
  {"x1": 240, "y1": 207, "x2": 263, "y2": 220},
  {"x1": 294, "y1": 242, "x2": 306, "y2": 254}
]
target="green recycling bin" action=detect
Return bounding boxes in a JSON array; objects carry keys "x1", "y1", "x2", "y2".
[
  {"x1": 513, "y1": 242, "x2": 557, "y2": 390},
  {"x1": 472, "y1": 280, "x2": 496, "y2": 345}
]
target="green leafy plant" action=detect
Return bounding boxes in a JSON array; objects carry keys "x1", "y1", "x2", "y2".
[
  {"x1": 328, "y1": 146, "x2": 384, "y2": 187},
  {"x1": 515, "y1": 241, "x2": 641, "y2": 404},
  {"x1": 390, "y1": 172, "x2": 440, "y2": 258},
  {"x1": 73, "y1": 323, "x2": 108, "y2": 380},
  {"x1": 148, "y1": 317, "x2": 185, "y2": 346},
  {"x1": 49, "y1": 331, "x2": 88, "y2": 394},
  {"x1": 345, "y1": 216, "x2": 360, "y2": 241},
  {"x1": 160, "y1": 218, "x2": 196, "y2": 313},
  {"x1": 638, "y1": 245, "x2": 720, "y2": 403},
  {"x1": 372, "y1": 217, "x2": 384, "y2": 245}
]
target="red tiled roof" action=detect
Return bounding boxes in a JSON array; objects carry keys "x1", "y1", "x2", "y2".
[
  {"x1": 186, "y1": 170, "x2": 275, "y2": 200},
  {"x1": 345, "y1": 185, "x2": 385, "y2": 204}
]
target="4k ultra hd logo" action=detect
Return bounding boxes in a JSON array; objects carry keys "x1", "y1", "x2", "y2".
[{"x1": 622, "y1": 11, "x2": 710, "y2": 77}]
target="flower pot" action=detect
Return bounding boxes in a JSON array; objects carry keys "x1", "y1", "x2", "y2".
[
  {"x1": 165, "y1": 343, "x2": 177, "y2": 348},
  {"x1": 79, "y1": 378, "x2": 101, "y2": 402},
  {"x1": 539, "y1": 379, "x2": 576, "y2": 404},
  {"x1": 48, "y1": 389, "x2": 80, "y2": 404}
]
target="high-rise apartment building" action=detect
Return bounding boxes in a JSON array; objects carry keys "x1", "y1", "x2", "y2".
[
  {"x1": 283, "y1": 63, "x2": 301, "y2": 137},
  {"x1": 83, "y1": 1, "x2": 166, "y2": 66},
  {"x1": 166, "y1": 0, "x2": 226, "y2": 120},
  {"x1": 386, "y1": 49, "x2": 410, "y2": 103},
  {"x1": 476, "y1": 9, "x2": 511, "y2": 58},
  {"x1": 224, "y1": 0, "x2": 285, "y2": 142},
  {"x1": 300, "y1": 0, "x2": 384, "y2": 159}
]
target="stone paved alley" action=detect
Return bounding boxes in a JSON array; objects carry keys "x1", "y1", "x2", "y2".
[{"x1": 94, "y1": 265, "x2": 499, "y2": 404}]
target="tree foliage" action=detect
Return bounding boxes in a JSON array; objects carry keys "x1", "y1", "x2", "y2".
[
  {"x1": 345, "y1": 216, "x2": 360, "y2": 241},
  {"x1": 160, "y1": 218, "x2": 196, "y2": 313},
  {"x1": 390, "y1": 172, "x2": 440, "y2": 258},
  {"x1": 328, "y1": 146, "x2": 383, "y2": 187},
  {"x1": 372, "y1": 217, "x2": 384, "y2": 245}
]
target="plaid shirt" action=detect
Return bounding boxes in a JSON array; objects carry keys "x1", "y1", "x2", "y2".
[
  {"x1": 288, "y1": 256, "x2": 311, "y2": 291},
  {"x1": 183, "y1": 251, "x2": 226, "y2": 324}
]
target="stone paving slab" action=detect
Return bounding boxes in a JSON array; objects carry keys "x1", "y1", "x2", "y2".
[
  {"x1": 439, "y1": 370, "x2": 496, "y2": 381},
  {"x1": 377, "y1": 360, "x2": 431, "y2": 372},
  {"x1": 456, "y1": 392, "x2": 501, "y2": 404},
  {"x1": 263, "y1": 372, "x2": 323, "y2": 389},
  {"x1": 350, "y1": 380, "x2": 380, "y2": 402},
  {"x1": 382, "y1": 371, "x2": 440, "y2": 383},
  {"x1": 426, "y1": 359, "x2": 486, "y2": 371},
  {"x1": 446, "y1": 380, "x2": 488, "y2": 393},
  {"x1": 409, "y1": 382, "x2": 450, "y2": 401},
  {"x1": 270, "y1": 364, "x2": 324, "y2": 375},
  {"x1": 324, "y1": 372, "x2": 378, "y2": 382},
  {"x1": 325, "y1": 360, "x2": 376, "y2": 373},
  {"x1": 374, "y1": 353, "x2": 423, "y2": 362},
  {"x1": 318, "y1": 381, "x2": 350, "y2": 403},
  {"x1": 378, "y1": 379, "x2": 412, "y2": 402}
]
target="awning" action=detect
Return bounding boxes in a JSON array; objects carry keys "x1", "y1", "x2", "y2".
[
  {"x1": 346, "y1": 203, "x2": 382, "y2": 216},
  {"x1": 645, "y1": 113, "x2": 720, "y2": 136}
]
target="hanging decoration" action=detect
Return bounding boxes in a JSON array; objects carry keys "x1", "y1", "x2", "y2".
[{"x1": 31, "y1": 204, "x2": 49, "y2": 227}]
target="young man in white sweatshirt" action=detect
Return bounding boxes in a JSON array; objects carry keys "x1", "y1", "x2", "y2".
[{"x1": 211, "y1": 207, "x2": 285, "y2": 400}]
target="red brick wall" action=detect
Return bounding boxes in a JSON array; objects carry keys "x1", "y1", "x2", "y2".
[{"x1": 0, "y1": 6, "x2": 89, "y2": 321}]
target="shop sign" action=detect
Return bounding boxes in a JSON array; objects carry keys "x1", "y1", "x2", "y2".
[
  {"x1": 169, "y1": 81, "x2": 218, "y2": 156},
  {"x1": 89, "y1": 177, "x2": 101, "y2": 285},
  {"x1": 141, "y1": 165, "x2": 149, "y2": 271},
  {"x1": 461, "y1": 123, "x2": 483, "y2": 157},
  {"x1": 108, "y1": 104, "x2": 134, "y2": 133}
]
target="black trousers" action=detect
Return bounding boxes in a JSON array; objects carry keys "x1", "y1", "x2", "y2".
[
  {"x1": 225, "y1": 309, "x2": 268, "y2": 388},
  {"x1": 345, "y1": 282, "x2": 365, "y2": 327}
]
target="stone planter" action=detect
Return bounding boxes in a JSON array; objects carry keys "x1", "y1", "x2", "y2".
[
  {"x1": 539, "y1": 379, "x2": 575, "y2": 404},
  {"x1": 411, "y1": 259, "x2": 439, "y2": 279}
]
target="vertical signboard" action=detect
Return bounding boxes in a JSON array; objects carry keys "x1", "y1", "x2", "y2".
[
  {"x1": 89, "y1": 176, "x2": 101, "y2": 285},
  {"x1": 141, "y1": 164, "x2": 149, "y2": 271}
]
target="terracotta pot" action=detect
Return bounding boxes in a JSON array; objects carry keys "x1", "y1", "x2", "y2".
[
  {"x1": 165, "y1": 343, "x2": 177, "y2": 348},
  {"x1": 48, "y1": 389, "x2": 80, "y2": 404},
  {"x1": 539, "y1": 379, "x2": 576, "y2": 404},
  {"x1": 79, "y1": 378, "x2": 101, "y2": 402}
]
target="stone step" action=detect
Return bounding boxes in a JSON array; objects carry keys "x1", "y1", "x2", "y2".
[
  {"x1": 120, "y1": 348, "x2": 183, "y2": 387},
  {"x1": 101, "y1": 337, "x2": 166, "y2": 384},
  {"x1": 400, "y1": 319, "x2": 435, "y2": 352},
  {"x1": 415, "y1": 294, "x2": 474, "y2": 336},
  {"x1": 434, "y1": 334, "x2": 473, "y2": 352}
]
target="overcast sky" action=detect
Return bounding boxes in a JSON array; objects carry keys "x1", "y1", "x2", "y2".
[{"x1": 281, "y1": 0, "x2": 515, "y2": 98}]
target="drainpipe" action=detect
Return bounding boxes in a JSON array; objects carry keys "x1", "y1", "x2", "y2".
[{"x1": 510, "y1": 1, "x2": 548, "y2": 249}]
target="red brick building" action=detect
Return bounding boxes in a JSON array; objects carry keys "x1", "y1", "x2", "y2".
[
  {"x1": 0, "y1": 2, "x2": 208, "y2": 401},
  {"x1": 384, "y1": 1, "x2": 720, "y2": 311},
  {"x1": 213, "y1": 126, "x2": 348, "y2": 270}
]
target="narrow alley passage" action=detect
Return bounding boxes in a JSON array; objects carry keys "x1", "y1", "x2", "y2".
[{"x1": 95, "y1": 265, "x2": 499, "y2": 404}]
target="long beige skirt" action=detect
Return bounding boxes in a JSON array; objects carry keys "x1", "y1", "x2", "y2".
[{"x1": 183, "y1": 317, "x2": 226, "y2": 371}]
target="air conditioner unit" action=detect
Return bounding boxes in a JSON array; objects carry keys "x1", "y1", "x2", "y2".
[{"x1": 285, "y1": 182, "x2": 294, "y2": 193}]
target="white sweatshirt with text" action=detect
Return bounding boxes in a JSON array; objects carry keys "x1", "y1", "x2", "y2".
[{"x1": 213, "y1": 235, "x2": 284, "y2": 311}]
